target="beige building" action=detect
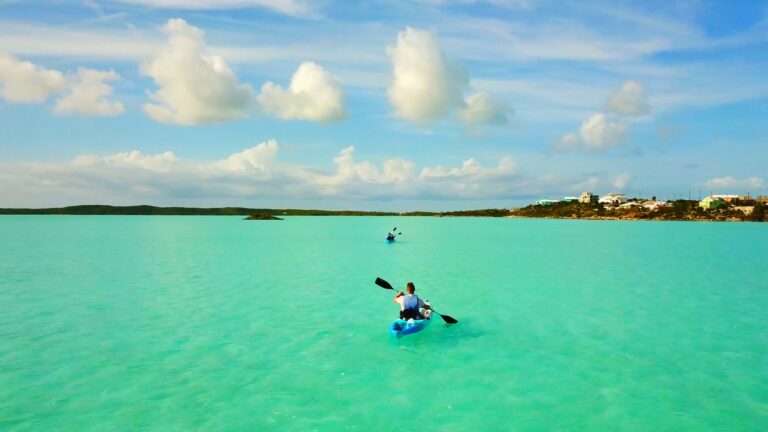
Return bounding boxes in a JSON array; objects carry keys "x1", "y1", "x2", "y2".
[{"x1": 578, "y1": 192, "x2": 598, "y2": 204}]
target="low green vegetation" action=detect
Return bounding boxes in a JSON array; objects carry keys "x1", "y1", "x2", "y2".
[
  {"x1": 0, "y1": 205, "x2": 509, "y2": 218},
  {"x1": 512, "y1": 201, "x2": 608, "y2": 219},
  {"x1": 401, "y1": 209, "x2": 511, "y2": 217},
  {"x1": 0, "y1": 205, "x2": 398, "y2": 216}
]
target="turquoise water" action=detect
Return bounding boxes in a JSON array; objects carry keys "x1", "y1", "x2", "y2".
[{"x1": 1, "y1": 216, "x2": 767, "y2": 431}]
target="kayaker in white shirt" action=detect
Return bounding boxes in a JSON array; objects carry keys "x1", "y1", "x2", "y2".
[{"x1": 394, "y1": 282, "x2": 431, "y2": 320}]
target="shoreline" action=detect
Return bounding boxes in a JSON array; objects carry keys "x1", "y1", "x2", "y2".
[
  {"x1": 0, "y1": 205, "x2": 507, "y2": 218},
  {"x1": 0, "y1": 203, "x2": 765, "y2": 222}
]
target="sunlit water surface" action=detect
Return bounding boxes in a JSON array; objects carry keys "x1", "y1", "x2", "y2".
[{"x1": 1, "y1": 216, "x2": 767, "y2": 430}]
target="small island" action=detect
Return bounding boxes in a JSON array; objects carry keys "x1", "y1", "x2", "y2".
[{"x1": 244, "y1": 214, "x2": 283, "y2": 220}]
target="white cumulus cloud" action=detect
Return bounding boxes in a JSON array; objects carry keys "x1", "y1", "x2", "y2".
[
  {"x1": 142, "y1": 18, "x2": 255, "y2": 125},
  {"x1": 382, "y1": 159, "x2": 416, "y2": 184},
  {"x1": 605, "y1": 80, "x2": 649, "y2": 116},
  {"x1": 557, "y1": 80, "x2": 649, "y2": 151},
  {"x1": 558, "y1": 113, "x2": 628, "y2": 150},
  {"x1": 703, "y1": 176, "x2": 764, "y2": 190},
  {"x1": 387, "y1": 27, "x2": 468, "y2": 124},
  {"x1": 0, "y1": 53, "x2": 124, "y2": 116},
  {"x1": 74, "y1": 149, "x2": 177, "y2": 171},
  {"x1": 420, "y1": 156, "x2": 517, "y2": 180},
  {"x1": 386, "y1": 27, "x2": 511, "y2": 126},
  {"x1": 257, "y1": 62, "x2": 345, "y2": 122},
  {"x1": 54, "y1": 68, "x2": 125, "y2": 117},
  {"x1": 459, "y1": 92, "x2": 510, "y2": 125},
  {"x1": 418, "y1": 156, "x2": 522, "y2": 199},
  {"x1": 311, "y1": 146, "x2": 416, "y2": 189},
  {"x1": 580, "y1": 114, "x2": 629, "y2": 149},
  {"x1": 1, "y1": 140, "x2": 567, "y2": 206},
  {"x1": 0, "y1": 52, "x2": 66, "y2": 103},
  {"x1": 217, "y1": 139, "x2": 279, "y2": 173}
]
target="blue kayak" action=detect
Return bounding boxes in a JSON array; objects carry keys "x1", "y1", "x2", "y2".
[{"x1": 390, "y1": 308, "x2": 432, "y2": 338}]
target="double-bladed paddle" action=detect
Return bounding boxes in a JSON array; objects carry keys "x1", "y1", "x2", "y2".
[{"x1": 375, "y1": 277, "x2": 458, "y2": 324}]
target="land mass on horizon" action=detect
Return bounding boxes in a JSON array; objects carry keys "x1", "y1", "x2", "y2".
[{"x1": 0, "y1": 203, "x2": 765, "y2": 221}]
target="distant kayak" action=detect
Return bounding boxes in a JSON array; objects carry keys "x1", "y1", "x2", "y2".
[
  {"x1": 390, "y1": 309, "x2": 432, "y2": 338},
  {"x1": 385, "y1": 228, "x2": 400, "y2": 242}
]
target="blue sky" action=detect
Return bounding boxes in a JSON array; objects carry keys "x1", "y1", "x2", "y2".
[{"x1": 0, "y1": 0, "x2": 766, "y2": 210}]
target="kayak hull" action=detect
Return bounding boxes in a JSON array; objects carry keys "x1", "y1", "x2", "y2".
[{"x1": 390, "y1": 313, "x2": 432, "y2": 338}]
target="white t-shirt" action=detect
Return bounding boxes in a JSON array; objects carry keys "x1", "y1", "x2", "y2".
[{"x1": 395, "y1": 294, "x2": 424, "y2": 311}]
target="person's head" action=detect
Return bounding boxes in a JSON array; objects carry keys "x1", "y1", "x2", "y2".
[{"x1": 406, "y1": 282, "x2": 415, "y2": 294}]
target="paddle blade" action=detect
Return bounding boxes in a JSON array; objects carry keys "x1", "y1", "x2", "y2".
[
  {"x1": 437, "y1": 312, "x2": 458, "y2": 324},
  {"x1": 375, "y1": 277, "x2": 394, "y2": 290}
]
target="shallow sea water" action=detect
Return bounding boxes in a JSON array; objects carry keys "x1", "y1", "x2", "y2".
[{"x1": 1, "y1": 216, "x2": 767, "y2": 431}]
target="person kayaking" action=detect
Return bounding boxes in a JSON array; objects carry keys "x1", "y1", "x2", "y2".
[
  {"x1": 386, "y1": 232, "x2": 395, "y2": 242},
  {"x1": 393, "y1": 282, "x2": 430, "y2": 320}
]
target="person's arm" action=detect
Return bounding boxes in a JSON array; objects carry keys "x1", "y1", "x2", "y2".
[{"x1": 393, "y1": 291, "x2": 404, "y2": 303}]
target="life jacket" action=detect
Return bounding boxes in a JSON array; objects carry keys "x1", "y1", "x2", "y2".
[{"x1": 400, "y1": 294, "x2": 421, "y2": 319}]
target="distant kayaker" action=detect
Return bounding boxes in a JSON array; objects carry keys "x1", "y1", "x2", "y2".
[
  {"x1": 394, "y1": 282, "x2": 430, "y2": 320},
  {"x1": 386, "y1": 232, "x2": 395, "y2": 242}
]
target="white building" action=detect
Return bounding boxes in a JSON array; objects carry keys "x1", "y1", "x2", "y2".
[
  {"x1": 618, "y1": 201, "x2": 642, "y2": 209},
  {"x1": 599, "y1": 193, "x2": 627, "y2": 205},
  {"x1": 642, "y1": 201, "x2": 670, "y2": 211},
  {"x1": 536, "y1": 199, "x2": 561, "y2": 206}
]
